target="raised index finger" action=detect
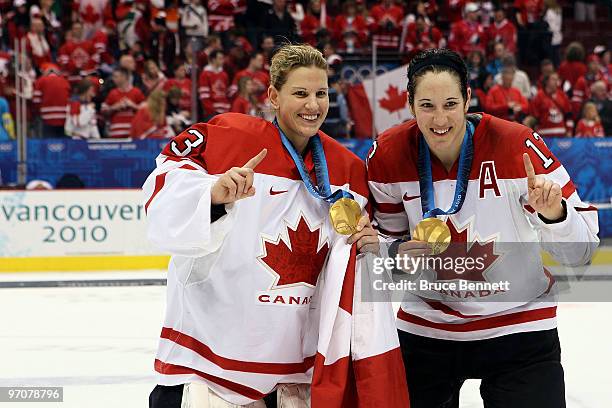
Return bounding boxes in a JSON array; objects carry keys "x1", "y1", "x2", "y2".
[
  {"x1": 523, "y1": 153, "x2": 536, "y2": 188},
  {"x1": 244, "y1": 148, "x2": 268, "y2": 170}
]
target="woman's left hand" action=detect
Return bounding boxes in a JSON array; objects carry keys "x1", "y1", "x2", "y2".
[
  {"x1": 523, "y1": 153, "x2": 565, "y2": 221},
  {"x1": 347, "y1": 215, "x2": 380, "y2": 255}
]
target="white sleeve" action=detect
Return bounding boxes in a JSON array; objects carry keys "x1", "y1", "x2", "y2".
[
  {"x1": 142, "y1": 156, "x2": 236, "y2": 257},
  {"x1": 521, "y1": 166, "x2": 600, "y2": 267}
]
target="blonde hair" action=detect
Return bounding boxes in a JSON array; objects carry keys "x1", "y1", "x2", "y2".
[
  {"x1": 582, "y1": 102, "x2": 600, "y2": 122},
  {"x1": 147, "y1": 90, "x2": 166, "y2": 125},
  {"x1": 269, "y1": 44, "x2": 327, "y2": 90}
]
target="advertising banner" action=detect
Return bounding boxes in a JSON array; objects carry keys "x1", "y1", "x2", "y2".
[{"x1": 0, "y1": 189, "x2": 167, "y2": 271}]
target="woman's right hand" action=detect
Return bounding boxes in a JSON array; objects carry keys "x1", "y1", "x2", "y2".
[{"x1": 210, "y1": 149, "x2": 267, "y2": 205}]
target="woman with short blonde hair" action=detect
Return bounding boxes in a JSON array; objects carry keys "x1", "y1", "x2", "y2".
[{"x1": 144, "y1": 43, "x2": 407, "y2": 408}]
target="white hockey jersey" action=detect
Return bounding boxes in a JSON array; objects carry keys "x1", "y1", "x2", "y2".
[
  {"x1": 143, "y1": 113, "x2": 409, "y2": 406},
  {"x1": 367, "y1": 113, "x2": 599, "y2": 341}
]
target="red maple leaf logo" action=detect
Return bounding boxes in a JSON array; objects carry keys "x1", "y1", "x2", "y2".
[
  {"x1": 259, "y1": 216, "x2": 329, "y2": 287},
  {"x1": 378, "y1": 85, "x2": 408, "y2": 116},
  {"x1": 433, "y1": 219, "x2": 500, "y2": 282}
]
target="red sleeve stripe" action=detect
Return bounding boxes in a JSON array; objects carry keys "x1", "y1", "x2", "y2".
[
  {"x1": 397, "y1": 306, "x2": 556, "y2": 332},
  {"x1": 575, "y1": 205, "x2": 598, "y2": 212},
  {"x1": 160, "y1": 327, "x2": 316, "y2": 374},
  {"x1": 154, "y1": 359, "x2": 266, "y2": 401},
  {"x1": 144, "y1": 165, "x2": 198, "y2": 214},
  {"x1": 376, "y1": 226, "x2": 409, "y2": 237},
  {"x1": 375, "y1": 202, "x2": 405, "y2": 214},
  {"x1": 561, "y1": 180, "x2": 576, "y2": 199},
  {"x1": 523, "y1": 204, "x2": 535, "y2": 213},
  {"x1": 144, "y1": 173, "x2": 167, "y2": 214}
]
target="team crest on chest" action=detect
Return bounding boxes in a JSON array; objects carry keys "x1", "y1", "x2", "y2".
[
  {"x1": 256, "y1": 213, "x2": 330, "y2": 306},
  {"x1": 434, "y1": 216, "x2": 502, "y2": 283}
]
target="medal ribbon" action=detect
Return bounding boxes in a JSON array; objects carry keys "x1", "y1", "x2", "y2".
[
  {"x1": 274, "y1": 120, "x2": 353, "y2": 204},
  {"x1": 417, "y1": 121, "x2": 474, "y2": 218}
]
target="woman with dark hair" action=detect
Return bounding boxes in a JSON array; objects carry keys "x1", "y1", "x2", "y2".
[{"x1": 367, "y1": 48, "x2": 599, "y2": 407}]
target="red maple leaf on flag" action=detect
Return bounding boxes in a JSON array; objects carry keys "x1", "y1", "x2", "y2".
[
  {"x1": 378, "y1": 85, "x2": 408, "y2": 115},
  {"x1": 433, "y1": 219, "x2": 500, "y2": 282},
  {"x1": 260, "y1": 216, "x2": 329, "y2": 287}
]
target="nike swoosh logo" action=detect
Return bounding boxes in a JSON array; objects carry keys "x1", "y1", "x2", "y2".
[
  {"x1": 403, "y1": 193, "x2": 421, "y2": 202},
  {"x1": 270, "y1": 187, "x2": 288, "y2": 196}
]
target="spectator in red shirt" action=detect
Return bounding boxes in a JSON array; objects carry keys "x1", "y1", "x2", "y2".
[
  {"x1": 486, "y1": 8, "x2": 517, "y2": 57},
  {"x1": 300, "y1": 0, "x2": 333, "y2": 46},
  {"x1": 208, "y1": 0, "x2": 246, "y2": 34},
  {"x1": 91, "y1": 19, "x2": 118, "y2": 74},
  {"x1": 369, "y1": 0, "x2": 405, "y2": 49},
  {"x1": 401, "y1": 15, "x2": 443, "y2": 59},
  {"x1": 230, "y1": 76, "x2": 259, "y2": 116},
  {"x1": 58, "y1": 21, "x2": 100, "y2": 86},
  {"x1": 164, "y1": 63, "x2": 193, "y2": 114},
  {"x1": 33, "y1": 63, "x2": 70, "y2": 138},
  {"x1": 198, "y1": 49, "x2": 230, "y2": 119},
  {"x1": 525, "y1": 72, "x2": 573, "y2": 137},
  {"x1": 558, "y1": 42, "x2": 587, "y2": 90},
  {"x1": 575, "y1": 101, "x2": 604, "y2": 137},
  {"x1": 444, "y1": 0, "x2": 467, "y2": 24},
  {"x1": 101, "y1": 67, "x2": 145, "y2": 138},
  {"x1": 486, "y1": 66, "x2": 529, "y2": 122},
  {"x1": 229, "y1": 51, "x2": 270, "y2": 102},
  {"x1": 130, "y1": 89, "x2": 173, "y2": 139},
  {"x1": 333, "y1": 0, "x2": 368, "y2": 54},
  {"x1": 448, "y1": 2, "x2": 485, "y2": 57},
  {"x1": 572, "y1": 54, "x2": 609, "y2": 116}
]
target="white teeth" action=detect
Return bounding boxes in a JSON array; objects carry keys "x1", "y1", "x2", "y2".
[
  {"x1": 300, "y1": 114, "x2": 318, "y2": 121},
  {"x1": 433, "y1": 128, "x2": 450, "y2": 134}
]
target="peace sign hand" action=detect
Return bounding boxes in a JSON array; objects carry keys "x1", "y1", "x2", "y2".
[
  {"x1": 211, "y1": 149, "x2": 267, "y2": 205},
  {"x1": 523, "y1": 153, "x2": 564, "y2": 221}
]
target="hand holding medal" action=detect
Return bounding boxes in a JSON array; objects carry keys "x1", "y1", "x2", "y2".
[{"x1": 412, "y1": 217, "x2": 451, "y2": 255}]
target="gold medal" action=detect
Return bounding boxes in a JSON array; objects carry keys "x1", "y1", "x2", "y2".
[
  {"x1": 413, "y1": 217, "x2": 451, "y2": 255},
  {"x1": 329, "y1": 198, "x2": 361, "y2": 235}
]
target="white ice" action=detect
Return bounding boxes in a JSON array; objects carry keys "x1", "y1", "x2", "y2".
[{"x1": 0, "y1": 270, "x2": 610, "y2": 408}]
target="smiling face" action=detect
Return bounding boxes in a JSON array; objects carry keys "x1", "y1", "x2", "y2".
[
  {"x1": 410, "y1": 71, "x2": 471, "y2": 165},
  {"x1": 269, "y1": 66, "x2": 329, "y2": 153}
]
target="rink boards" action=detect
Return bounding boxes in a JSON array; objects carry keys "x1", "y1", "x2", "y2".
[{"x1": 0, "y1": 189, "x2": 611, "y2": 272}]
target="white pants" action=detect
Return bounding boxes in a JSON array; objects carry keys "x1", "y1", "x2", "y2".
[{"x1": 181, "y1": 382, "x2": 310, "y2": 408}]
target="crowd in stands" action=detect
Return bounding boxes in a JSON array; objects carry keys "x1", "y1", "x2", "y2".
[{"x1": 0, "y1": 0, "x2": 610, "y2": 141}]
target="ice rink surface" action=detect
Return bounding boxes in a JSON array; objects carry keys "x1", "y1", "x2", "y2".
[{"x1": 1, "y1": 270, "x2": 611, "y2": 408}]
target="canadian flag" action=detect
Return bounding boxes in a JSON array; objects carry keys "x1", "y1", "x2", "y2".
[{"x1": 347, "y1": 64, "x2": 414, "y2": 138}]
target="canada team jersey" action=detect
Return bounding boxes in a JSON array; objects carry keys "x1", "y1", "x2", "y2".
[
  {"x1": 143, "y1": 113, "x2": 408, "y2": 406},
  {"x1": 367, "y1": 113, "x2": 599, "y2": 341}
]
